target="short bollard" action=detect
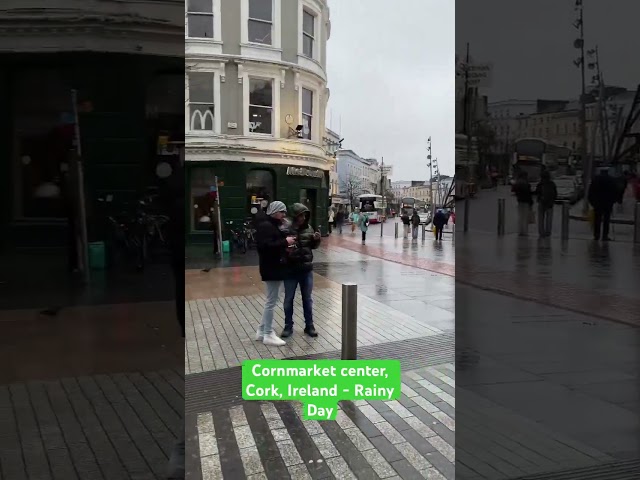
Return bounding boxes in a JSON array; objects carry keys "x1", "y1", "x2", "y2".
[
  {"x1": 634, "y1": 202, "x2": 640, "y2": 244},
  {"x1": 561, "y1": 201, "x2": 570, "y2": 241},
  {"x1": 422, "y1": 224, "x2": 426, "y2": 240},
  {"x1": 497, "y1": 198, "x2": 505, "y2": 236},
  {"x1": 341, "y1": 283, "x2": 358, "y2": 360},
  {"x1": 464, "y1": 196, "x2": 470, "y2": 232},
  {"x1": 394, "y1": 222, "x2": 399, "y2": 238}
]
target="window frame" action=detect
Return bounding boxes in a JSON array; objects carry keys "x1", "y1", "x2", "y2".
[
  {"x1": 297, "y1": 77, "x2": 321, "y2": 143},
  {"x1": 298, "y1": 0, "x2": 321, "y2": 62},
  {"x1": 300, "y1": 87, "x2": 314, "y2": 140},
  {"x1": 247, "y1": 0, "x2": 274, "y2": 46},
  {"x1": 185, "y1": 66, "x2": 222, "y2": 135},
  {"x1": 247, "y1": 76, "x2": 275, "y2": 136},
  {"x1": 242, "y1": 69, "x2": 281, "y2": 137},
  {"x1": 241, "y1": 0, "x2": 281, "y2": 51},
  {"x1": 302, "y1": 9, "x2": 316, "y2": 58},
  {"x1": 185, "y1": 0, "x2": 222, "y2": 42}
]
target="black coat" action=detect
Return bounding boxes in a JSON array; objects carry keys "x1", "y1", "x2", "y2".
[
  {"x1": 255, "y1": 213, "x2": 288, "y2": 281},
  {"x1": 411, "y1": 214, "x2": 420, "y2": 227},
  {"x1": 513, "y1": 180, "x2": 533, "y2": 205},
  {"x1": 588, "y1": 173, "x2": 618, "y2": 211},
  {"x1": 433, "y1": 211, "x2": 447, "y2": 228},
  {"x1": 283, "y1": 203, "x2": 321, "y2": 275}
]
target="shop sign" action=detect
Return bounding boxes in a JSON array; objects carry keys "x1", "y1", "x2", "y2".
[{"x1": 286, "y1": 167, "x2": 324, "y2": 178}]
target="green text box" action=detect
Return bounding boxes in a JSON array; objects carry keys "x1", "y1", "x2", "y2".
[{"x1": 242, "y1": 359, "x2": 401, "y2": 420}]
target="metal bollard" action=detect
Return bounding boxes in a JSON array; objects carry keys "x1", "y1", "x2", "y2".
[
  {"x1": 341, "y1": 283, "x2": 358, "y2": 360},
  {"x1": 394, "y1": 222, "x2": 398, "y2": 238},
  {"x1": 561, "y1": 201, "x2": 570, "y2": 241},
  {"x1": 463, "y1": 196, "x2": 470, "y2": 232},
  {"x1": 422, "y1": 224, "x2": 426, "y2": 240},
  {"x1": 497, "y1": 198, "x2": 505, "y2": 236},
  {"x1": 634, "y1": 202, "x2": 640, "y2": 244}
]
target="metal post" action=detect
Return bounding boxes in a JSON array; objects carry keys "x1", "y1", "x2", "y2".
[
  {"x1": 634, "y1": 202, "x2": 640, "y2": 244},
  {"x1": 561, "y1": 201, "x2": 570, "y2": 241},
  {"x1": 497, "y1": 198, "x2": 505, "y2": 236},
  {"x1": 394, "y1": 222, "x2": 398, "y2": 238},
  {"x1": 463, "y1": 195, "x2": 470, "y2": 232},
  {"x1": 422, "y1": 223, "x2": 426, "y2": 240},
  {"x1": 341, "y1": 283, "x2": 358, "y2": 360}
]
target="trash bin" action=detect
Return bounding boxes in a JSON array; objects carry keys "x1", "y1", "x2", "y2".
[
  {"x1": 222, "y1": 240, "x2": 230, "y2": 253},
  {"x1": 88, "y1": 241, "x2": 106, "y2": 270}
]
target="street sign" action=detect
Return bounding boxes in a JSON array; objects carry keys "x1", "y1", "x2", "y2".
[{"x1": 466, "y1": 63, "x2": 493, "y2": 88}]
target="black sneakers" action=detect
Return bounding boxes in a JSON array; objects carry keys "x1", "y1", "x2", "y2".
[
  {"x1": 281, "y1": 326, "x2": 293, "y2": 338},
  {"x1": 304, "y1": 325, "x2": 318, "y2": 337}
]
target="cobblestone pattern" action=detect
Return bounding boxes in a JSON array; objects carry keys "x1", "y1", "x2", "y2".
[
  {"x1": 189, "y1": 364, "x2": 456, "y2": 480},
  {"x1": 0, "y1": 369, "x2": 183, "y2": 480},
  {"x1": 185, "y1": 288, "x2": 444, "y2": 375}
]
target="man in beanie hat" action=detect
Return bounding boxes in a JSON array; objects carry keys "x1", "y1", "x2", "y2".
[{"x1": 255, "y1": 201, "x2": 296, "y2": 346}]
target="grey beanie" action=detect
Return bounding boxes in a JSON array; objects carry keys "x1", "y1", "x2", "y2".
[{"x1": 266, "y1": 201, "x2": 287, "y2": 216}]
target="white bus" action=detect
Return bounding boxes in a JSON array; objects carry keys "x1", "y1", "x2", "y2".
[{"x1": 358, "y1": 194, "x2": 385, "y2": 223}]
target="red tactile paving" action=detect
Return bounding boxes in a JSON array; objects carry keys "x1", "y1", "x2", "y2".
[{"x1": 325, "y1": 236, "x2": 455, "y2": 277}]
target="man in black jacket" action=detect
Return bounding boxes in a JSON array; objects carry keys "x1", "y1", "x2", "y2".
[
  {"x1": 534, "y1": 170, "x2": 557, "y2": 238},
  {"x1": 281, "y1": 203, "x2": 321, "y2": 338},
  {"x1": 255, "y1": 201, "x2": 295, "y2": 346},
  {"x1": 588, "y1": 168, "x2": 619, "y2": 241}
]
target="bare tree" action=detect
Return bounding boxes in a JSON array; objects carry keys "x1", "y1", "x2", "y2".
[{"x1": 340, "y1": 174, "x2": 363, "y2": 208}]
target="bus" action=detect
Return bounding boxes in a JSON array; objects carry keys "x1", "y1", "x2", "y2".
[
  {"x1": 358, "y1": 194, "x2": 385, "y2": 223},
  {"x1": 512, "y1": 138, "x2": 578, "y2": 202},
  {"x1": 400, "y1": 197, "x2": 416, "y2": 216}
]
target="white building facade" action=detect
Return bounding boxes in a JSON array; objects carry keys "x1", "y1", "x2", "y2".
[{"x1": 185, "y1": 0, "x2": 333, "y2": 243}]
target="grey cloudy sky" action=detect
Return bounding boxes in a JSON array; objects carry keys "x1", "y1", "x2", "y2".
[
  {"x1": 457, "y1": 0, "x2": 640, "y2": 101},
  {"x1": 326, "y1": 0, "x2": 454, "y2": 181}
]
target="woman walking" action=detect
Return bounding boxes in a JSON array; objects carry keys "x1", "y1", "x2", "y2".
[
  {"x1": 255, "y1": 201, "x2": 295, "y2": 346},
  {"x1": 359, "y1": 212, "x2": 369, "y2": 244},
  {"x1": 350, "y1": 209, "x2": 360, "y2": 234}
]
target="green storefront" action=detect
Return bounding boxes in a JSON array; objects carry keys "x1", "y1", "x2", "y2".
[{"x1": 186, "y1": 161, "x2": 330, "y2": 245}]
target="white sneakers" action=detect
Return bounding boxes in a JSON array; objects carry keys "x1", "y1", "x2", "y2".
[
  {"x1": 255, "y1": 328, "x2": 264, "y2": 341},
  {"x1": 262, "y1": 331, "x2": 286, "y2": 346}
]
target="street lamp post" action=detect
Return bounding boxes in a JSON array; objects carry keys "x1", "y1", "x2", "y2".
[
  {"x1": 574, "y1": 0, "x2": 590, "y2": 214},
  {"x1": 380, "y1": 156, "x2": 385, "y2": 237}
]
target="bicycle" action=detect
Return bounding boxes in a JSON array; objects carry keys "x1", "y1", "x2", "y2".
[{"x1": 225, "y1": 220, "x2": 247, "y2": 253}]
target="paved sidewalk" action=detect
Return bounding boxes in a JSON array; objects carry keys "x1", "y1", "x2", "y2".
[{"x1": 0, "y1": 368, "x2": 183, "y2": 480}]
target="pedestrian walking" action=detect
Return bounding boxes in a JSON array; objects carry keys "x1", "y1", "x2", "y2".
[
  {"x1": 534, "y1": 170, "x2": 557, "y2": 238},
  {"x1": 328, "y1": 208, "x2": 335, "y2": 233},
  {"x1": 280, "y1": 203, "x2": 321, "y2": 338},
  {"x1": 433, "y1": 208, "x2": 447, "y2": 241},
  {"x1": 255, "y1": 201, "x2": 296, "y2": 346},
  {"x1": 335, "y1": 208, "x2": 345, "y2": 234},
  {"x1": 350, "y1": 209, "x2": 360, "y2": 234},
  {"x1": 401, "y1": 211, "x2": 411, "y2": 238},
  {"x1": 588, "y1": 168, "x2": 619, "y2": 241},
  {"x1": 359, "y1": 212, "x2": 369, "y2": 244},
  {"x1": 513, "y1": 172, "x2": 534, "y2": 236},
  {"x1": 411, "y1": 210, "x2": 420, "y2": 239}
]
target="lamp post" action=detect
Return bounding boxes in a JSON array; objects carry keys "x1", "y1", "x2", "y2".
[{"x1": 574, "y1": 0, "x2": 590, "y2": 214}]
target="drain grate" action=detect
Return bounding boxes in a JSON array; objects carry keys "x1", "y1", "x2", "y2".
[
  {"x1": 512, "y1": 458, "x2": 640, "y2": 479},
  {"x1": 186, "y1": 332, "x2": 453, "y2": 413}
]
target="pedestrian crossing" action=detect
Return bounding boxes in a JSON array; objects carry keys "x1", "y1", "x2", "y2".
[{"x1": 192, "y1": 365, "x2": 455, "y2": 480}]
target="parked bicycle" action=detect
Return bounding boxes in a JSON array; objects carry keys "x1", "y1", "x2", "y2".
[{"x1": 225, "y1": 220, "x2": 248, "y2": 253}]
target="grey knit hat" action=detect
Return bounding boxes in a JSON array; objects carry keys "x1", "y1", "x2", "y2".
[{"x1": 266, "y1": 201, "x2": 287, "y2": 216}]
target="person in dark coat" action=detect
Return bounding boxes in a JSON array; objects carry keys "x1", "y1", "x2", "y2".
[
  {"x1": 588, "y1": 168, "x2": 619, "y2": 241},
  {"x1": 255, "y1": 201, "x2": 295, "y2": 346},
  {"x1": 534, "y1": 170, "x2": 557, "y2": 238},
  {"x1": 411, "y1": 211, "x2": 420, "y2": 239},
  {"x1": 401, "y1": 211, "x2": 411, "y2": 238},
  {"x1": 335, "y1": 208, "x2": 345, "y2": 234},
  {"x1": 280, "y1": 203, "x2": 321, "y2": 338},
  {"x1": 433, "y1": 209, "x2": 447, "y2": 241},
  {"x1": 513, "y1": 172, "x2": 534, "y2": 236}
]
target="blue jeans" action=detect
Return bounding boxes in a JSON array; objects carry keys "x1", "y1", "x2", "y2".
[
  {"x1": 284, "y1": 271, "x2": 314, "y2": 328},
  {"x1": 260, "y1": 281, "x2": 282, "y2": 335}
]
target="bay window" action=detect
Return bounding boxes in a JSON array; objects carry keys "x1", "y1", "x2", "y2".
[
  {"x1": 188, "y1": 73, "x2": 215, "y2": 131},
  {"x1": 301, "y1": 88, "x2": 313, "y2": 140},
  {"x1": 302, "y1": 10, "x2": 315, "y2": 58},
  {"x1": 187, "y1": 0, "x2": 214, "y2": 38},
  {"x1": 248, "y1": 0, "x2": 273, "y2": 45},
  {"x1": 248, "y1": 78, "x2": 273, "y2": 135}
]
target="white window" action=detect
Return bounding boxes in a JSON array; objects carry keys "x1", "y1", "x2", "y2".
[
  {"x1": 301, "y1": 88, "x2": 313, "y2": 140},
  {"x1": 187, "y1": 0, "x2": 214, "y2": 38},
  {"x1": 302, "y1": 9, "x2": 315, "y2": 58},
  {"x1": 248, "y1": 0, "x2": 273, "y2": 45},
  {"x1": 187, "y1": 72, "x2": 215, "y2": 131},
  {"x1": 248, "y1": 78, "x2": 273, "y2": 135}
]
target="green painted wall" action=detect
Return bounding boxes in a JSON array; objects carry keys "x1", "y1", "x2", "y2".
[{"x1": 186, "y1": 161, "x2": 329, "y2": 244}]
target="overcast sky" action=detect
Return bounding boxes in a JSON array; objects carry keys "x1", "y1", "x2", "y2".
[
  {"x1": 326, "y1": 0, "x2": 454, "y2": 181},
  {"x1": 456, "y1": 0, "x2": 640, "y2": 101}
]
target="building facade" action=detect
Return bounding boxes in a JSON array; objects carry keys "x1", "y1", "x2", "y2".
[
  {"x1": 324, "y1": 128, "x2": 342, "y2": 205},
  {"x1": 0, "y1": 0, "x2": 183, "y2": 252},
  {"x1": 185, "y1": 0, "x2": 332, "y2": 243},
  {"x1": 336, "y1": 149, "x2": 387, "y2": 207}
]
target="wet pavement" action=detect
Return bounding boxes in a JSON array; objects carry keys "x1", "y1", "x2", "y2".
[
  {"x1": 185, "y1": 232, "x2": 455, "y2": 479},
  {"x1": 455, "y1": 189, "x2": 640, "y2": 478}
]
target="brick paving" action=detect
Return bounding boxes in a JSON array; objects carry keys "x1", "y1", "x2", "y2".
[
  {"x1": 185, "y1": 288, "x2": 444, "y2": 375},
  {"x1": 189, "y1": 364, "x2": 455, "y2": 480},
  {"x1": 0, "y1": 368, "x2": 183, "y2": 480}
]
